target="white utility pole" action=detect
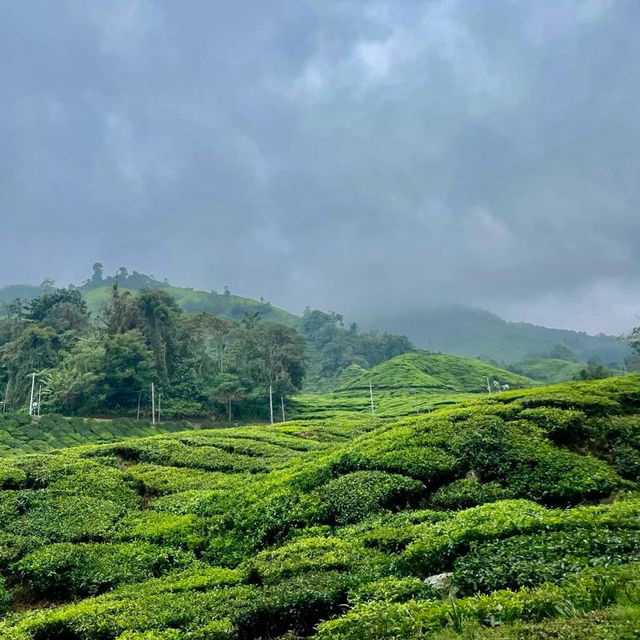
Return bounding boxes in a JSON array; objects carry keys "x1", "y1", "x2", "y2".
[
  {"x1": 37, "y1": 385, "x2": 42, "y2": 416},
  {"x1": 281, "y1": 396, "x2": 286, "y2": 423},
  {"x1": 151, "y1": 382, "x2": 156, "y2": 425},
  {"x1": 269, "y1": 385, "x2": 274, "y2": 424},
  {"x1": 369, "y1": 381, "x2": 375, "y2": 415},
  {"x1": 28, "y1": 372, "x2": 36, "y2": 416},
  {"x1": 158, "y1": 393, "x2": 162, "y2": 423},
  {"x1": 486, "y1": 377, "x2": 492, "y2": 394},
  {"x1": 136, "y1": 391, "x2": 142, "y2": 421}
]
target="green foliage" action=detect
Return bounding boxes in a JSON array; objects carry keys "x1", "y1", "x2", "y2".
[
  {"x1": 0, "y1": 415, "x2": 196, "y2": 457},
  {"x1": 454, "y1": 528, "x2": 640, "y2": 595},
  {"x1": 339, "y1": 351, "x2": 534, "y2": 393},
  {"x1": 115, "y1": 512, "x2": 206, "y2": 550},
  {"x1": 507, "y1": 358, "x2": 584, "y2": 383},
  {"x1": 400, "y1": 497, "x2": 640, "y2": 577},
  {"x1": 309, "y1": 471, "x2": 424, "y2": 525},
  {"x1": 15, "y1": 542, "x2": 197, "y2": 600},
  {"x1": 301, "y1": 308, "x2": 413, "y2": 382},
  {"x1": 430, "y1": 478, "x2": 513, "y2": 509},
  {"x1": 349, "y1": 576, "x2": 438, "y2": 605},
  {"x1": 313, "y1": 563, "x2": 640, "y2": 639},
  {"x1": 246, "y1": 536, "x2": 389, "y2": 585},
  {"x1": 0, "y1": 376, "x2": 636, "y2": 638},
  {"x1": 451, "y1": 415, "x2": 622, "y2": 503},
  {"x1": 4, "y1": 493, "x2": 125, "y2": 542}
]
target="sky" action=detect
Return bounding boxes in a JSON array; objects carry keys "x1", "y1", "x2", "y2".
[{"x1": 0, "y1": 0, "x2": 639, "y2": 335}]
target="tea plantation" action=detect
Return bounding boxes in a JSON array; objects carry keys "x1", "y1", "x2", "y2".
[
  {"x1": 292, "y1": 352, "x2": 536, "y2": 420},
  {"x1": 0, "y1": 414, "x2": 196, "y2": 456},
  {"x1": 0, "y1": 375, "x2": 637, "y2": 638}
]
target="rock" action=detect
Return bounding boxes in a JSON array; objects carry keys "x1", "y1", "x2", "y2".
[{"x1": 423, "y1": 572, "x2": 453, "y2": 593}]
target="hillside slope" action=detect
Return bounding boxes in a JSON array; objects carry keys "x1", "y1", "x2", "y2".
[
  {"x1": 0, "y1": 276, "x2": 631, "y2": 369},
  {"x1": 339, "y1": 351, "x2": 535, "y2": 393},
  {"x1": 0, "y1": 375, "x2": 637, "y2": 638},
  {"x1": 82, "y1": 284, "x2": 300, "y2": 327}
]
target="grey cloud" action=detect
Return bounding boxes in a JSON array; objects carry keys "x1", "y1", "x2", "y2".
[{"x1": 0, "y1": 0, "x2": 638, "y2": 334}]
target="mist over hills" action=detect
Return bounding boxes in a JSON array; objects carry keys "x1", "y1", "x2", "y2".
[{"x1": 0, "y1": 267, "x2": 631, "y2": 368}]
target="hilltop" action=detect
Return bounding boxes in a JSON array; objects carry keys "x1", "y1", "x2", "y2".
[
  {"x1": 338, "y1": 351, "x2": 534, "y2": 393},
  {"x1": 0, "y1": 375, "x2": 636, "y2": 638},
  {"x1": 0, "y1": 268, "x2": 631, "y2": 373}
]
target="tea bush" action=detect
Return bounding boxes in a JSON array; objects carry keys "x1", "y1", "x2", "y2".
[
  {"x1": 15, "y1": 542, "x2": 197, "y2": 600},
  {"x1": 309, "y1": 471, "x2": 425, "y2": 525},
  {"x1": 453, "y1": 528, "x2": 640, "y2": 594},
  {"x1": 0, "y1": 376, "x2": 636, "y2": 638}
]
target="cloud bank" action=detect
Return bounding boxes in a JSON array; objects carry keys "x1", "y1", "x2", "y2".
[{"x1": 0, "y1": 0, "x2": 638, "y2": 333}]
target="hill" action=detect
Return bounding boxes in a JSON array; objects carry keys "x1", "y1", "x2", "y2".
[
  {"x1": 82, "y1": 283, "x2": 300, "y2": 328},
  {"x1": 338, "y1": 351, "x2": 535, "y2": 393},
  {"x1": 376, "y1": 304, "x2": 631, "y2": 365},
  {"x1": 0, "y1": 375, "x2": 637, "y2": 638},
  {"x1": 506, "y1": 357, "x2": 585, "y2": 383},
  {"x1": 0, "y1": 270, "x2": 632, "y2": 377}
]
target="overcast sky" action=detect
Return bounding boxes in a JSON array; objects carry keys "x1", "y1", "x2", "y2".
[{"x1": 1, "y1": 0, "x2": 639, "y2": 334}]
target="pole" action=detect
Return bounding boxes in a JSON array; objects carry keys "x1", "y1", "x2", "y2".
[
  {"x1": 281, "y1": 396, "x2": 285, "y2": 423},
  {"x1": 28, "y1": 372, "x2": 36, "y2": 416},
  {"x1": 151, "y1": 382, "x2": 156, "y2": 425},
  {"x1": 486, "y1": 377, "x2": 492, "y2": 394},
  {"x1": 269, "y1": 385, "x2": 274, "y2": 425},
  {"x1": 37, "y1": 385, "x2": 42, "y2": 416},
  {"x1": 136, "y1": 391, "x2": 141, "y2": 421},
  {"x1": 369, "y1": 381, "x2": 375, "y2": 415},
  {"x1": 158, "y1": 393, "x2": 161, "y2": 423}
]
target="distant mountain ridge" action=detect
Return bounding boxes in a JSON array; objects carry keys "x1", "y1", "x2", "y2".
[
  {"x1": 374, "y1": 305, "x2": 631, "y2": 366},
  {"x1": 0, "y1": 270, "x2": 631, "y2": 367}
]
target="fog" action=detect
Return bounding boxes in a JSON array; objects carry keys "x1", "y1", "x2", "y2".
[{"x1": 1, "y1": 0, "x2": 639, "y2": 334}]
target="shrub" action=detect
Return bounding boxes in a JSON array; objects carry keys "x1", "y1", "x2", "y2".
[
  {"x1": 124, "y1": 463, "x2": 227, "y2": 496},
  {"x1": 451, "y1": 417, "x2": 622, "y2": 504},
  {"x1": 15, "y1": 542, "x2": 197, "y2": 600},
  {"x1": 310, "y1": 472, "x2": 425, "y2": 525},
  {"x1": 0, "y1": 464, "x2": 27, "y2": 490},
  {"x1": 246, "y1": 536, "x2": 390, "y2": 585},
  {"x1": 5, "y1": 494, "x2": 125, "y2": 542},
  {"x1": 401, "y1": 497, "x2": 640, "y2": 577},
  {"x1": 115, "y1": 512, "x2": 206, "y2": 550},
  {"x1": 349, "y1": 576, "x2": 438, "y2": 605},
  {"x1": 613, "y1": 443, "x2": 640, "y2": 480},
  {"x1": 314, "y1": 563, "x2": 640, "y2": 639},
  {"x1": 430, "y1": 478, "x2": 512, "y2": 509},
  {"x1": 453, "y1": 528, "x2": 640, "y2": 595}
]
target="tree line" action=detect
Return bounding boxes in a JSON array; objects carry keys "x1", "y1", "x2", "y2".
[{"x1": 0, "y1": 286, "x2": 304, "y2": 421}]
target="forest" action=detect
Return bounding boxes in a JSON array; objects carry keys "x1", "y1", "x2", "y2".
[{"x1": 0, "y1": 282, "x2": 414, "y2": 421}]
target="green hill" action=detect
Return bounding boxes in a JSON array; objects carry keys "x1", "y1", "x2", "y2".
[
  {"x1": 507, "y1": 357, "x2": 585, "y2": 383},
  {"x1": 0, "y1": 272, "x2": 631, "y2": 371},
  {"x1": 82, "y1": 284, "x2": 300, "y2": 327},
  {"x1": 0, "y1": 375, "x2": 637, "y2": 638},
  {"x1": 339, "y1": 351, "x2": 535, "y2": 393}
]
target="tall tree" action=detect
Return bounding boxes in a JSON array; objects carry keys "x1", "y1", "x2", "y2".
[{"x1": 136, "y1": 289, "x2": 183, "y2": 384}]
